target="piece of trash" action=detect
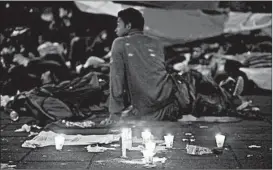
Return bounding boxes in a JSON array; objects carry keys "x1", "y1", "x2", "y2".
[
  {"x1": 246, "y1": 154, "x2": 253, "y2": 158},
  {"x1": 182, "y1": 138, "x2": 189, "y2": 142},
  {"x1": 224, "y1": 147, "x2": 229, "y2": 151},
  {"x1": 185, "y1": 133, "x2": 192, "y2": 136},
  {"x1": 86, "y1": 145, "x2": 116, "y2": 152},
  {"x1": 62, "y1": 120, "x2": 96, "y2": 128},
  {"x1": 61, "y1": 163, "x2": 67, "y2": 165},
  {"x1": 143, "y1": 164, "x2": 156, "y2": 168},
  {"x1": 32, "y1": 125, "x2": 42, "y2": 129},
  {"x1": 153, "y1": 157, "x2": 167, "y2": 163},
  {"x1": 1, "y1": 163, "x2": 16, "y2": 169},
  {"x1": 110, "y1": 144, "x2": 120, "y2": 147},
  {"x1": 15, "y1": 128, "x2": 25, "y2": 132},
  {"x1": 236, "y1": 100, "x2": 252, "y2": 111},
  {"x1": 15, "y1": 124, "x2": 31, "y2": 132},
  {"x1": 190, "y1": 136, "x2": 195, "y2": 138},
  {"x1": 190, "y1": 139, "x2": 195, "y2": 142},
  {"x1": 42, "y1": 155, "x2": 47, "y2": 158},
  {"x1": 199, "y1": 126, "x2": 208, "y2": 129},
  {"x1": 248, "y1": 145, "x2": 261, "y2": 149},
  {"x1": 110, "y1": 129, "x2": 120, "y2": 133},
  {"x1": 28, "y1": 132, "x2": 39, "y2": 137},
  {"x1": 186, "y1": 144, "x2": 213, "y2": 155}
]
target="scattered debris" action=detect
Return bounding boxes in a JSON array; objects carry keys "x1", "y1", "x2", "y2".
[
  {"x1": 199, "y1": 126, "x2": 208, "y2": 129},
  {"x1": 86, "y1": 145, "x2": 116, "y2": 152},
  {"x1": 190, "y1": 139, "x2": 195, "y2": 142},
  {"x1": 248, "y1": 145, "x2": 261, "y2": 149},
  {"x1": 186, "y1": 144, "x2": 213, "y2": 155},
  {"x1": 28, "y1": 132, "x2": 39, "y2": 137},
  {"x1": 110, "y1": 129, "x2": 120, "y2": 133},
  {"x1": 246, "y1": 154, "x2": 254, "y2": 158},
  {"x1": 153, "y1": 157, "x2": 167, "y2": 163},
  {"x1": 1, "y1": 163, "x2": 16, "y2": 169},
  {"x1": 236, "y1": 100, "x2": 252, "y2": 111},
  {"x1": 182, "y1": 138, "x2": 189, "y2": 142},
  {"x1": 185, "y1": 133, "x2": 192, "y2": 136},
  {"x1": 15, "y1": 124, "x2": 31, "y2": 132},
  {"x1": 110, "y1": 144, "x2": 120, "y2": 147},
  {"x1": 61, "y1": 120, "x2": 96, "y2": 128},
  {"x1": 32, "y1": 125, "x2": 42, "y2": 129},
  {"x1": 143, "y1": 164, "x2": 156, "y2": 168}
]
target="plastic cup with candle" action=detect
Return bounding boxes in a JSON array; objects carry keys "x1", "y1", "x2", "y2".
[
  {"x1": 164, "y1": 134, "x2": 174, "y2": 148},
  {"x1": 215, "y1": 134, "x2": 225, "y2": 148},
  {"x1": 55, "y1": 134, "x2": 65, "y2": 150},
  {"x1": 141, "y1": 129, "x2": 152, "y2": 144},
  {"x1": 145, "y1": 141, "x2": 156, "y2": 151},
  {"x1": 142, "y1": 149, "x2": 155, "y2": 164}
]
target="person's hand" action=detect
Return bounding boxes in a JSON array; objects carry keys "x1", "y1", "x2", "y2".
[{"x1": 13, "y1": 54, "x2": 29, "y2": 67}]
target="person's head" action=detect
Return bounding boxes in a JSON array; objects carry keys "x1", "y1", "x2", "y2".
[{"x1": 115, "y1": 8, "x2": 144, "y2": 37}]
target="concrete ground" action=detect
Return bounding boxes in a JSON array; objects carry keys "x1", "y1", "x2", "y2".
[{"x1": 0, "y1": 95, "x2": 272, "y2": 169}]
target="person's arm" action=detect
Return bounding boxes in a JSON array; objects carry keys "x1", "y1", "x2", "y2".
[{"x1": 109, "y1": 38, "x2": 125, "y2": 115}]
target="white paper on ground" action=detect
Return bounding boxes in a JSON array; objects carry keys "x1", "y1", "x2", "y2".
[
  {"x1": 21, "y1": 131, "x2": 120, "y2": 148},
  {"x1": 86, "y1": 145, "x2": 116, "y2": 152}
]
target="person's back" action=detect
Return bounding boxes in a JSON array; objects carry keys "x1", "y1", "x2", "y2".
[
  {"x1": 108, "y1": 8, "x2": 178, "y2": 121},
  {"x1": 120, "y1": 32, "x2": 173, "y2": 115}
]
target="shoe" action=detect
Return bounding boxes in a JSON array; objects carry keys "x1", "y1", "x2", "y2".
[
  {"x1": 219, "y1": 77, "x2": 236, "y2": 93},
  {"x1": 233, "y1": 76, "x2": 244, "y2": 96}
]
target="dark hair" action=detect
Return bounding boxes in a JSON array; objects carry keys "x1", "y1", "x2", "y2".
[{"x1": 118, "y1": 8, "x2": 144, "y2": 31}]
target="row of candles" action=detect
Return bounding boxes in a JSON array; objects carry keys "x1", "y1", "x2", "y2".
[
  {"x1": 54, "y1": 129, "x2": 226, "y2": 163},
  {"x1": 121, "y1": 128, "x2": 174, "y2": 164}
]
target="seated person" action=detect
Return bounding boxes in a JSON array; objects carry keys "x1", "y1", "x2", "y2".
[{"x1": 101, "y1": 8, "x2": 251, "y2": 125}]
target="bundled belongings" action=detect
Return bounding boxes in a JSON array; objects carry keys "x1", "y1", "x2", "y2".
[{"x1": 5, "y1": 72, "x2": 106, "y2": 126}]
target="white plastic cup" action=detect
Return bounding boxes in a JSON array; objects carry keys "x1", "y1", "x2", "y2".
[
  {"x1": 142, "y1": 149, "x2": 155, "y2": 164},
  {"x1": 164, "y1": 134, "x2": 174, "y2": 148},
  {"x1": 55, "y1": 135, "x2": 65, "y2": 150},
  {"x1": 121, "y1": 128, "x2": 132, "y2": 149},
  {"x1": 141, "y1": 130, "x2": 152, "y2": 144},
  {"x1": 215, "y1": 134, "x2": 225, "y2": 148},
  {"x1": 145, "y1": 141, "x2": 156, "y2": 151}
]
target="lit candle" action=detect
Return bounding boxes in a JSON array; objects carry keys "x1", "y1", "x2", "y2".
[
  {"x1": 215, "y1": 134, "x2": 225, "y2": 148},
  {"x1": 121, "y1": 128, "x2": 132, "y2": 157},
  {"x1": 55, "y1": 134, "x2": 65, "y2": 150},
  {"x1": 164, "y1": 134, "x2": 174, "y2": 148},
  {"x1": 141, "y1": 130, "x2": 152, "y2": 144},
  {"x1": 145, "y1": 141, "x2": 156, "y2": 151},
  {"x1": 142, "y1": 149, "x2": 155, "y2": 164}
]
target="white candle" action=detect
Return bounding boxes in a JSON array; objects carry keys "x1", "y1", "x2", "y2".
[
  {"x1": 142, "y1": 149, "x2": 155, "y2": 164},
  {"x1": 141, "y1": 130, "x2": 152, "y2": 144},
  {"x1": 215, "y1": 134, "x2": 225, "y2": 148},
  {"x1": 164, "y1": 134, "x2": 174, "y2": 148},
  {"x1": 145, "y1": 141, "x2": 156, "y2": 151},
  {"x1": 55, "y1": 134, "x2": 65, "y2": 150}
]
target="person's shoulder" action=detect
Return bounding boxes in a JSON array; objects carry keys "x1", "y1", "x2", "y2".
[{"x1": 112, "y1": 37, "x2": 126, "y2": 46}]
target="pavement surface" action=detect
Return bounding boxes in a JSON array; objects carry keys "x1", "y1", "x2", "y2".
[{"x1": 0, "y1": 95, "x2": 272, "y2": 169}]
